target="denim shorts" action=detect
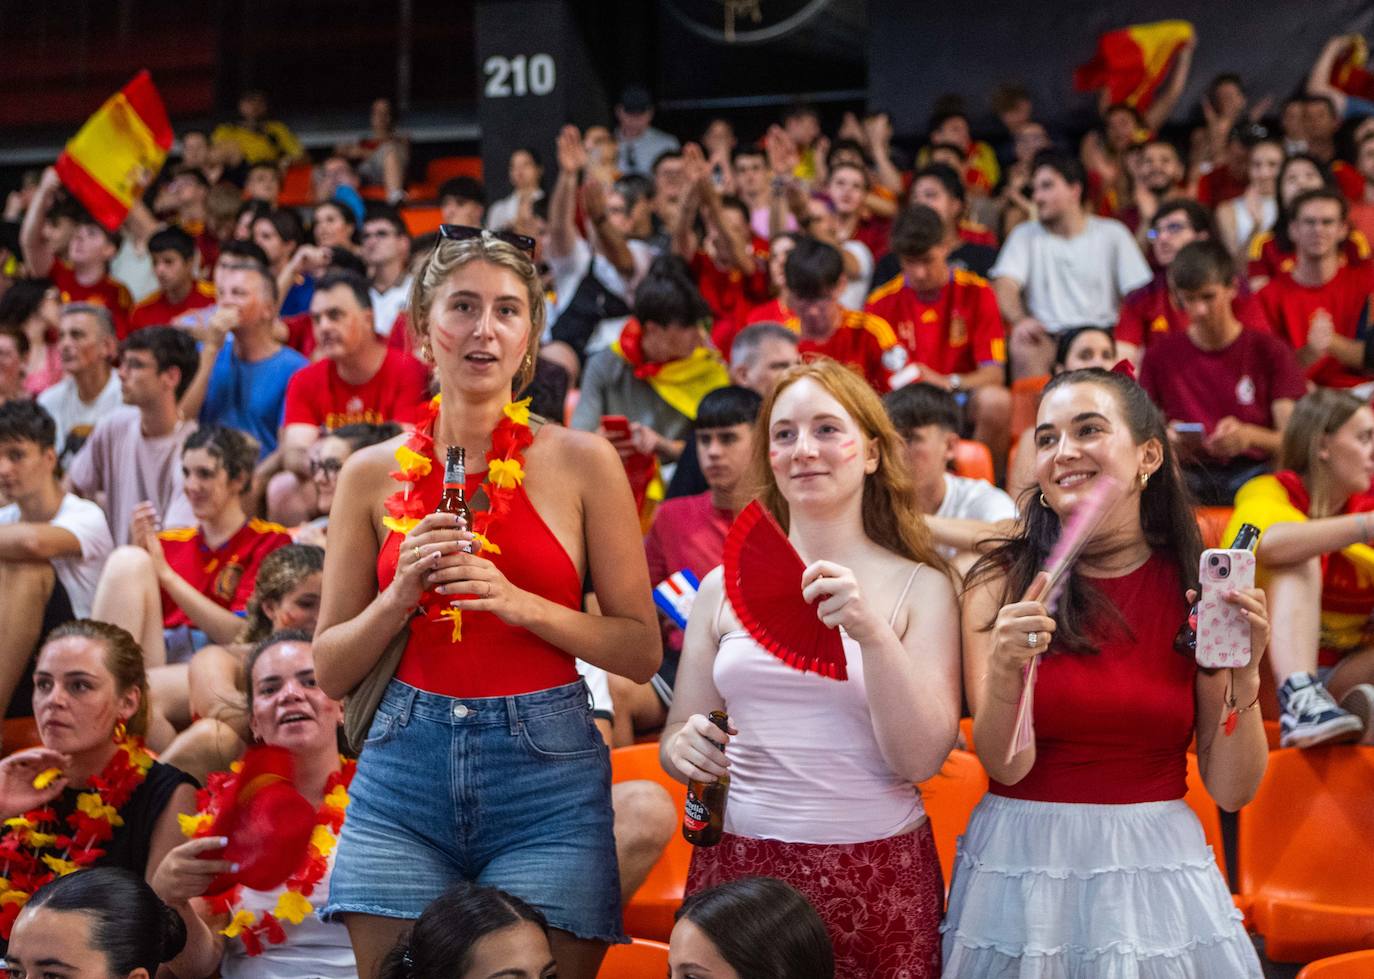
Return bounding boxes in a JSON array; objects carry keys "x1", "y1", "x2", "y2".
[{"x1": 322, "y1": 678, "x2": 626, "y2": 942}]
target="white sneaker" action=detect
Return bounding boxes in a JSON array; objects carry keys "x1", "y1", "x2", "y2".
[{"x1": 1338, "y1": 683, "x2": 1374, "y2": 740}]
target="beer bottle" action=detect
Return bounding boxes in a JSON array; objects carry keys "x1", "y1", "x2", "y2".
[
  {"x1": 437, "y1": 446, "x2": 473, "y2": 551},
  {"x1": 1174, "y1": 523, "x2": 1261, "y2": 654},
  {"x1": 682, "y1": 710, "x2": 730, "y2": 847}
]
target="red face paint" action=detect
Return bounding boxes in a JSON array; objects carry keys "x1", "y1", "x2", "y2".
[{"x1": 432, "y1": 322, "x2": 458, "y2": 354}]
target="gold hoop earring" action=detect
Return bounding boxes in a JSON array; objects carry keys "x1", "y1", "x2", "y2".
[
  {"x1": 113, "y1": 720, "x2": 127, "y2": 744},
  {"x1": 1039, "y1": 492, "x2": 1049, "y2": 508},
  {"x1": 1139, "y1": 472, "x2": 1150, "y2": 490}
]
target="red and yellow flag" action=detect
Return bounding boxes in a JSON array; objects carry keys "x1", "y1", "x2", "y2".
[
  {"x1": 1074, "y1": 20, "x2": 1195, "y2": 112},
  {"x1": 53, "y1": 70, "x2": 173, "y2": 231},
  {"x1": 1329, "y1": 35, "x2": 1374, "y2": 102}
]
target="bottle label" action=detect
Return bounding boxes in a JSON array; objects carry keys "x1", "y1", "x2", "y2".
[
  {"x1": 683, "y1": 792, "x2": 710, "y2": 832},
  {"x1": 443, "y1": 481, "x2": 461, "y2": 492}
]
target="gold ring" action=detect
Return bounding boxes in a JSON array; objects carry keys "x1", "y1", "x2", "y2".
[{"x1": 413, "y1": 546, "x2": 423, "y2": 563}]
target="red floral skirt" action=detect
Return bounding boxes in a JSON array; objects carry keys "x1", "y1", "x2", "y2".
[{"x1": 686, "y1": 821, "x2": 944, "y2": 979}]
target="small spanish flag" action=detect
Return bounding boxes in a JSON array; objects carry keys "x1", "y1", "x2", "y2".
[
  {"x1": 1330, "y1": 35, "x2": 1374, "y2": 102},
  {"x1": 1074, "y1": 20, "x2": 1195, "y2": 113},
  {"x1": 53, "y1": 70, "x2": 174, "y2": 232}
]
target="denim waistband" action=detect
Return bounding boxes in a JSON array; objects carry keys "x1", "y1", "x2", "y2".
[{"x1": 378, "y1": 678, "x2": 592, "y2": 730}]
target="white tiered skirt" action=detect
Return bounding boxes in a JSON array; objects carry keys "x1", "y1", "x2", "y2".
[{"x1": 940, "y1": 795, "x2": 1263, "y2": 978}]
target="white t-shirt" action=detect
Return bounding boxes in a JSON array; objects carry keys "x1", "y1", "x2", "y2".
[
  {"x1": 369, "y1": 274, "x2": 412, "y2": 339},
  {"x1": 935, "y1": 473, "x2": 1018, "y2": 523},
  {"x1": 839, "y1": 239, "x2": 874, "y2": 311},
  {"x1": 36, "y1": 373, "x2": 125, "y2": 461},
  {"x1": 220, "y1": 855, "x2": 355, "y2": 979},
  {"x1": 0, "y1": 494, "x2": 114, "y2": 617},
  {"x1": 990, "y1": 216, "x2": 1152, "y2": 332}
]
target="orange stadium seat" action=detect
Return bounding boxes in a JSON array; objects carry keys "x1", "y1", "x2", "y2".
[
  {"x1": 597, "y1": 938, "x2": 671, "y2": 978},
  {"x1": 1010, "y1": 374, "x2": 1049, "y2": 438},
  {"x1": 1194, "y1": 506, "x2": 1234, "y2": 550},
  {"x1": 426, "y1": 155, "x2": 484, "y2": 185},
  {"x1": 2, "y1": 717, "x2": 40, "y2": 756},
  {"x1": 400, "y1": 206, "x2": 444, "y2": 237},
  {"x1": 610, "y1": 744, "x2": 691, "y2": 941},
  {"x1": 277, "y1": 162, "x2": 315, "y2": 208},
  {"x1": 953, "y1": 439, "x2": 995, "y2": 485},
  {"x1": 916, "y1": 748, "x2": 988, "y2": 890},
  {"x1": 1237, "y1": 746, "x2": 1374, "y2": 962},
  {"x1": 1296, "y1": 950, "x2": 1374, "y2": 978}
]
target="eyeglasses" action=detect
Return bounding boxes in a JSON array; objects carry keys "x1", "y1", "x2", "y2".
[
  {"x1": 360, "y1": 229, "x2": 397, "y2": 241},
  {"x1": 437, "y1": 224, "x2": 536, "y2": 256},
  {"x1": 1146, "y1": 221, "x2": 1191, "y2": 240},
  {"x1": 309, "y1": 458, "x2": 344, "y2": 478}
]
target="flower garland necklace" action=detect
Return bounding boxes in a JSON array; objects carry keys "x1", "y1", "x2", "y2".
[
  {"x1": 0, "y1": 733, "x2": 154, "y2": 939},
  {"x1": 383, "y1": 395, "x2": 536, "y2": 642},
  {"x1": 179, "y1": 756, "x2": 356, "y2": 957}
]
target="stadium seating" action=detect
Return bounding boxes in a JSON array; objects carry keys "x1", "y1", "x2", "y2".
[
  {"x1": 1237, "y1": 746, "x2": 1374, "y2": 962},
  {"x1": 597, "y1": 938, "x2": 671, "y2": 978},
  {"x1": 425, "y1": 155, "x2": 484, "y2": 185},
  {"x1": 953, "y1": 439, "x2": 995, "y2": 485},
  {"x1": 916, "y1": 747, "x2": 988, "y2": 890},
  {"x1": 400, "y1": 206, "x2": 444, "y2": 237},
  {"x1": 1295, "y1": 950, "x2": 1374, "y2": 978},
  {"x1": 277, "y1": 162, "x2": 315, "y2": 208},
  {"x1": 1009, "y1": 374, "x2": 1049, "y2": 439},
  {"x1": 610, "y1": 743, "x2": 691, "y2": 941},
  {"x1": 1194, "y1": 506, "x2": 1234, "y2": 550}
]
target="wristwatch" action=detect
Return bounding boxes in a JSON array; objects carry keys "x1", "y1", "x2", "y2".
[{"x1": 949, "y1": 373, "x2": 963, "y2": 392}]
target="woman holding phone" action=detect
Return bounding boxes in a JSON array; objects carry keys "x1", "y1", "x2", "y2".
[{"x1": 945, "y1": 367, "x2": 1269, "y2": 976}]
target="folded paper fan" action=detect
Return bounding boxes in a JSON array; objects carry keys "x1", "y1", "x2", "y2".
[
  {"x1": 201, "y1": 745, "x2": 317, "y2": 895},
  {"x1": 723, "y1": 501, "x2": 847, "y2": 680}
]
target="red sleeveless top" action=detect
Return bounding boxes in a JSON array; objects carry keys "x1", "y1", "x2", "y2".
[
  {"x1": 991, "y1": 553, "x2": 1197, "y2": 804},
  {"x1": 377, "y1": 457, "x2": 582, "y2": 698}
]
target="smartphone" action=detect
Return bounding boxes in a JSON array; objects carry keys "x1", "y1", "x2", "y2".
[
  {"x1": 1174, "y1": 422, "x2": 1205, "y2": 441},
  {"x1": 1195, "y1": 548, "x2": 1256, "y2": 668},
  {"x1": 601, "y1": 415, "x2": 631, "y2": 438}
]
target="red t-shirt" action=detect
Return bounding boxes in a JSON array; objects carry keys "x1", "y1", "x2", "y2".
[
  {"x1": 864, "y1": 269, "x2": 1006, "y2": 376},
  {"x1": 853, "y1": 215, "x2": 892, "y2": 262},
  {"x1": 957, "y1": 219, "x2": 998, "y2": 248},
  {"x1": 1115, "y1": 272, "x2": 1270, "y2": 350},
  {"x1": 282, "y1": 347, "x2": 430, "y2": 429},
  {"x1": 745, "y1": 297, "x2": 790, "y2": 325},
  {"x1": 1196, "y1": 166, "x2": 1248, "y2": 208},
  {"x1": 790, "y1": 308, "x2": 901, "y2": 392},
  {"x1": 1333, "y1": 160, "x2": 1365, "y2": 203},
  {"x1": 1138, "y1": 328, "x2": 1307, "y2": 462},
  {"x1": 49, "y1": 260, "x2": 133, "y2": 338},
  {"x1": 1246, "y1": 230, "x2": 1371, "y2": 282},
  {"x1": 644, "y1": 492, "x2": 733, "y2": 654},
  {"x1": 1257, "y1": 264, "x2": 1374, "y2": 388},
  {"x1": 694, "y1": 247, "x2": 772, "y2": 354},
  {"x1": 992, "y1": 553, "x2": 1195, "y2": 804},
  {"x1": 128, "y1": 281, "x2": 216, "y2": 335},
  {"x1": 158, "y1": 518, "x2": 292, "y2": 629}
]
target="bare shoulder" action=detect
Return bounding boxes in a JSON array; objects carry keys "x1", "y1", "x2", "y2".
[
  {"x1": 527, "y1": 423, "x2": 620, "y2": 474},
  {"x1": 339, "y1": 433, "x2": 405, "y2": 490}
]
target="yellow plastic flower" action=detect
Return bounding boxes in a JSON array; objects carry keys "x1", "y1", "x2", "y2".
[
  {"x1": 324, "y1": 784, "x2": 350, "y2": 812},
  {"x1": 274, "y1": 890, "x2": 313, "y2": 926},
  {"x1": 178, "y1": 812, "x2": 214, "y2": 837},
  {"x1": 488, "y1": 457, "x2": 525, "y2": 490},
  {"x1": 503, "y1": 398, "x2": 533, "y2": 427},
  {"x1": 470, "y1": 532, "x2": 501, "y2": 555},
  {"x1": 439, "y1": 607, "x2": 463, "y2": 642},
  {"x1": 3, "y1": 818, "x2": 32, "y2": 830},
  {"x1": 0, "y1": 890, "x2": 28, "y2": 908},
  {"x1": 121, "y1": 741, "x2": 155, "y2": 771},
  {"x1": 32, "y1": 768, "x2": 62, "y2": 790},
  {"x1": 309, "y1": 824, "x2": 338, "y2": 858},
  {"x1": 76, "y1": 792, "x2": 122, "y2": 827},
  {"x1": 41, "y1": 855, "x2": 79, "y2": 876},
  {"x1": 382, "y1": 515, "x2": 422, "y2": 536},
  {"x1": 222, "y1": 909, "x2": 257, "y2": 938},
  {"x1": 25, "y1": 832, "x2": 56, "y2": 849},
  {"x1": 230, "y1": 759, "x2": 245, "y2": 774},
  {"x1": 394, "y1": 445, "x2": 432, "y2": 479}
]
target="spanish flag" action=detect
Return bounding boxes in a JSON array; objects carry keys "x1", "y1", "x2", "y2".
[
  {"x1": 1329, "y1": 35, "x2": 1374, "y2": 102},
  {"x1": 53, "y1": 70, "x2": 174, "y2": 232},
  {"x1": 1074, "y1": 20, "x2": 1195, "y2": 112}
]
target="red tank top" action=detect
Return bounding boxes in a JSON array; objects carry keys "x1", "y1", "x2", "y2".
[
  {"x1": 991, "y1": 553, "x2": 1197, "y2": 804},
  {"x1": 377, "y1": 456, "x2": 581, "y2": 698}
]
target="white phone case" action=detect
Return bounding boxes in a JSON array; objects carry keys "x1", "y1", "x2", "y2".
[{"x1": 1196, "y1": 548, "x2": 1256, "y2": 669}]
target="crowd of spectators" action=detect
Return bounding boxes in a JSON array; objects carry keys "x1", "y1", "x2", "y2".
[{"x1": 0, "y1": 27, "x2": 1373, "y2": 979}]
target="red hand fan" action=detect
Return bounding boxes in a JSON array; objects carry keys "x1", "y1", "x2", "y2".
[
  {"x1": 201, "y1": 745, "x2": 317, "y2": 895},
  {"x1": 723, "y1": 501, "x2": 847, "y2": 680}
]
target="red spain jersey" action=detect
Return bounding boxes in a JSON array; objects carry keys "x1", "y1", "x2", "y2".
[
  {"x1": 694, "y1": 245, "x2": 772, "y2": 354},
  {"x1": 128, "y1": 281, "x2": 216, "y2": 335},
  {"x1": 282, "y1": 347, "x2": 430, "y2": 430},
  {"x1": 49, "y1": 260, "x2": 132, "y2": 338},
  {"x1": 864, "y1": 269, "x2": 1006, "y2": 377},
  {"x1": 1257, "y1": 264, "x2": 1374, "y2": 389},
  {"x1": 158, "y1": 518, "x2": 292, "y2": 628},
  {"x1": 1246, "y1": 230, "x2": 1371, "y2": 282},
  {"x1": 957, "y1": 219, "x2": 998, "y2": 248},
  {"x1": 1333, "y1": 160, "x2": 1366, "y2": 203},
  {"x1": 745, "y1": 297, "x2": 791, "y2": 325},
  {"x1": 1115, "y1": 272, "x2": 1270, "y2": 350},
  {"x1": 788, "y1": 308, "x2": 902, "y2": 392}
]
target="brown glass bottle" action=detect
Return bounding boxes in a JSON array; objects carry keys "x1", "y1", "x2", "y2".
[
  {"x1": 682, "y1": 710, "x2": 730, "y2": 847},
  {"x1": 437, "y1": 446, "x2": 473, "y2": 549}
]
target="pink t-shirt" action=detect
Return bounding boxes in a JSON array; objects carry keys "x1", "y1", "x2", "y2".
[
  {"x1": 66, "y1": 406, "x2": 196, "y2": 545},
  {"x1": 644, "y1": 492, "x2": 733, "y2": 653}
]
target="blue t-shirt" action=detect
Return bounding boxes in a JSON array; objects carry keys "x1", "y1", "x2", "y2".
[
  {"x1": 201, "y1": 337, "x2": 307, "y2": 457},
  {"x1": 281, "y1": 276, "x2": 315, "y2": 318}
]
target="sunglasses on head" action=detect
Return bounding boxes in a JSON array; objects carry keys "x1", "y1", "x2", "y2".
[{"x1": 437, "y1": 224, "x2": 536, "y2": 257}]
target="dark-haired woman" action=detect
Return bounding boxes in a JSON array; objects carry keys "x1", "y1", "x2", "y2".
[
  {"x1": 670, "y1": 877, "x2": 834, "y2": 979},
  {"x1": 8, "y1": 867, "x2": 188, "y2": 979},
  {"x1": 944, "y1": 368, "x2": 1268, "y2": 975},
  {"x1": 376, "y1": 881, "x2": 554, "y2": 979}
]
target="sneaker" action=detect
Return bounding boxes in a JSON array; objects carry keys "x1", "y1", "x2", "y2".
[
  {"x1": 1278, "y1": 673, "x2": 1364, "y2": 748},
  {"x1": 1338, "y1": 683, "x2": 1374, "y2": 739}
]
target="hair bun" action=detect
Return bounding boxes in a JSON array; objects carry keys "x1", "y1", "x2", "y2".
[{"x1": 159, "y1": 902, "x2": 189, "y2": 963}]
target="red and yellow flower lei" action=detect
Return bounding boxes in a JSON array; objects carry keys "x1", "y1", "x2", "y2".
[
  {"x1": 383, "y1": 395, "x2": 535, "y2": 642},
  {"x1": 179, "y1": 757, "x2": 356, "y2": 957},
  {"x1": 0, "y1": 737, "x2": 155, "y2": 939}
]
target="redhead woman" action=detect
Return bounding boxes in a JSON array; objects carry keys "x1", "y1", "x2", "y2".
[
  {"x1": 312, "y1": 226, "x2": 660, "y2": 979},
  {"x1": 663, "y1": 358, "x2": 962, "y2": 978}
]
